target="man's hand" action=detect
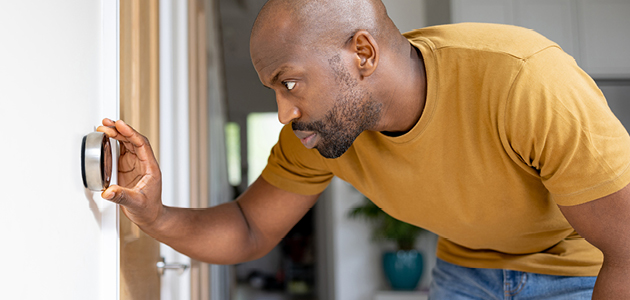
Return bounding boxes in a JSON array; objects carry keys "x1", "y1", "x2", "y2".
[
  {"x1": 97, "y1": 118, "x2": 163, "y2": 229},
  {"x1": 96, "y1": 118, "x2": 319, "y2": 264}
]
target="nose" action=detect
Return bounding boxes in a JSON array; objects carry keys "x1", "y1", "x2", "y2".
[{"x1": 276, "y1": 94, "x2": 301, "y2": 125}]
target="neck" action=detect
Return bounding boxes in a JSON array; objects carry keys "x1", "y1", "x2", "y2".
[{"x1": 375, "y1": 42, "x2": 427, "y2": 134}]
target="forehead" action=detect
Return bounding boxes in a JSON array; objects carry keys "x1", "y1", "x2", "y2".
[
  {"x1": 250, "y1": 32, "x2": 316, "y2": 84},
  {"x1": 251, "y1": 32, "x2": 298, "y2": 68},
  {"x1": 250, "y1": 8, "x2": 337, "y2": 84},
  {"x1": 250, "y1": 10, "x2": 295, "y2": 64}
]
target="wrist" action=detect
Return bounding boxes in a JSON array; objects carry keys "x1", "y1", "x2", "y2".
[{"x1": 138, "y1": 204, "x2": 171, "y2": 239}]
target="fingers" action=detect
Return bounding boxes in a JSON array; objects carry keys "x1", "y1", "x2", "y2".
[
  {"x1": 101, "y1": 183, "x2": 163, "y2": 228},
  {"x1": 102, "y1": 118, "x2": 116, "y2": 127},
  {"x1": 97, "y1": 118, "x2": 129, "y2": 142},
  {"x1": 102, "y1": 185, "x2": 125, "y2": 205},
  {"x1": 102, "y1": 185, "x2": 137, "y2": 207},
  {"x1": 97, "y1": 119, "x2": 144, "y2": 146},
  {"x1": 96, "y1": 119, "x2": 159, "y2": 171},
  {"x1": 113, "y1": 120, "x2": 143, "y2": 143},
  {"x1": 113, "y1": 120, "x2": 159, "y2": 173}
]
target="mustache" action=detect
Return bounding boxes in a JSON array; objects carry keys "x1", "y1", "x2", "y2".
[{"x1": 292, "y1": 120, "x2": 323, "y2": 132}]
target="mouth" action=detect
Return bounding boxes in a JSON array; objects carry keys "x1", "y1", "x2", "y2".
[{"x1": 294, "y1": 130, "x2": 318, "y2": 149}]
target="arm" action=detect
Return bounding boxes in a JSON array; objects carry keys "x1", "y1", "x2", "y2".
[
  {"x1": 558, "y1": 183, "x2": 630, "y2": 299},
  {"x1": 152, "y1": 177, "x2": 319, "y2": 264},
  {"x1": 97, "y1": 119, "x2": 319, "y2": 264}
]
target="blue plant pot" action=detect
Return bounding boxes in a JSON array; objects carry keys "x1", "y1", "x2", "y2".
[{"x1": 383, "y1": 250, "x2": 424, "y2": 290}]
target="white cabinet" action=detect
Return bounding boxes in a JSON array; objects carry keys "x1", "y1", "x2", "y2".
[
  {"x1": 513, "y1": 0, "x2": 579, "y2": 59},
  {"x1": 450, "y1": 0, "x2": 630, "y2": 78},
  {"x1": 577, "y1": 0, "x2": 630, "y2": 78},
  {"x1": 452, "y1": 0, "x2": 514, "y2": 24}
]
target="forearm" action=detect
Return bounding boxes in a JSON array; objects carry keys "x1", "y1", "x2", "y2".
[
  {"x1": 97, "y1": 122, "x2": 313, "y2": 264},
  {"x1": 557, "y1": 186, "x2": 630, "y2": 299},
  {"x1": 140, "y1": 202, "x2": 274, "y2": 265},
  {"x1": 592, "y1": 258, "x2": 630, "y2": 299}
]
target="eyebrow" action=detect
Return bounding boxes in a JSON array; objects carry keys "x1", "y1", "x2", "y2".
[{"x1": 268, "y1": 66, "x2": 290, "y2": 88}]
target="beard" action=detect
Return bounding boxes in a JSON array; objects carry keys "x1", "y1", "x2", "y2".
[{"x1": 291, "y1": 55, "x2": 382, "y2": 159}]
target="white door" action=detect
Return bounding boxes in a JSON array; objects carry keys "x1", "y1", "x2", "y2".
[
  {"x1": 158, "y1": 1, "x2": 192, "y2": 300},
  {"x1": 0, "y1": 1, "x2": 119, "y2": 299}
]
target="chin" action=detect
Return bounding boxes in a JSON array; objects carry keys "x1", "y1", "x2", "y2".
[{"x1": 315, "y1": 144, "x2": 351, "y2": 159}]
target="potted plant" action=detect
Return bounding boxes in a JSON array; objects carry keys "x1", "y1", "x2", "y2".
[{"x1": 349, "y1": 198, "x2": 425, "y2": 291}]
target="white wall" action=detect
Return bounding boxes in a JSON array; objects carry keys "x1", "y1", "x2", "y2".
[
  {"x1": 450, "y1": 0, "x2": 630, "y2": 79},
  {"x1": 327, "y1": 178, "x2": 438, "y2": 300},
  {"x1": 382, "y1": 0, "x2": 427, "y2": 33},
  {"x1": 329, "y1": 179, "x2": 385, "y2": 300},
  {"x1": 599, "y1": 81, "x2": 630, "y2": 131},
  {"x1": 0, "y1": 1, "x2": 118, "y2": 299}
]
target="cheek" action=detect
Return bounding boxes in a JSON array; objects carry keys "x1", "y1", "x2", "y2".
[{"x1": 299, "y1": 87, "x2": 336, "y2": 119}]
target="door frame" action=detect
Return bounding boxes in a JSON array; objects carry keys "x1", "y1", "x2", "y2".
[
  {"x1": 160, "y1": 0, "x2": 230, "y2": 299},
  {"x1": 101, "y1": 0, "x2": 121, "y2": 299},
  {"x1": 119, "y1": 0, "x2": 162, "y2": 298},
  {"x1": 158, "y1": 0, "x2": 194, "y2": 299}
]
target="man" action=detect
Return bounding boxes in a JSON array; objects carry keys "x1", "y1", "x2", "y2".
[{"x1": 98, "y1": 0, "x2": 630, "y2": 298}]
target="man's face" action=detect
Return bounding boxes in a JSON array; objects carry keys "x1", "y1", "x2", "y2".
[
  {"x1": 252, "y1": 38, "x2": 382, "y2": 158},
  {"x1": 289, "y1": 54, "x2": 382, "y2": 158}
]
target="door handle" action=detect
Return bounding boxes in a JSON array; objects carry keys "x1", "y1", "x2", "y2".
[
  {"x1": 157, "y1": 257, "x2": 189, "y2": 275},
  {"x1": 81, "y1": 132, "x2": 113, "y2": 191}
]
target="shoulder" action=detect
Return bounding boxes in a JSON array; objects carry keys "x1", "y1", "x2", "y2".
[
  {"x1": 404, "y1": 23, "x2": 558, "y2": 60},
  {"x1": 262, "y1": 124, "x2": 333, "y2": 195},
  {"x1": 272, "y1": 124, "x2": 321, "y2": 163}
]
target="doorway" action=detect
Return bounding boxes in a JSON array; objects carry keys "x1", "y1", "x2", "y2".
[{"x1": 225, "y1": 113, "x2": 319, "y2": 300}]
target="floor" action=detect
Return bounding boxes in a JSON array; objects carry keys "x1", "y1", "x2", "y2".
[{"x1": 233, "y1": 284, "x2": 316, "y2": 300}]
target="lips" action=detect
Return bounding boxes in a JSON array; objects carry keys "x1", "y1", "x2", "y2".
[{"x1": 294, "y1": 130, "x2": 318, "y2": 149}]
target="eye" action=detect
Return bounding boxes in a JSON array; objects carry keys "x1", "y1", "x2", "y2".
[{"x1": 283, "y1": 81, "x2": 296, "y2": 90}]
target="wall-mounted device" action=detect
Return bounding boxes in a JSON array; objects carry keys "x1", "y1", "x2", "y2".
[{"x1": 81, "y1": 132, "x2": 112, "y2": 191}]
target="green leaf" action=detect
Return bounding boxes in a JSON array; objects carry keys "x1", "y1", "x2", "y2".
[{"x1": 348, "y1": 198, "x2": 424, "y2": 250}]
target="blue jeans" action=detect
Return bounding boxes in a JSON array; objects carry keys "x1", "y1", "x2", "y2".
[{"x1": 429, "y1": 258, "x2": 596, "y2": 300}]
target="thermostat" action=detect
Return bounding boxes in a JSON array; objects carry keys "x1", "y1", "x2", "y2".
[{"x1": 81, "y1": 132, "x2": 112, "y2": 191}]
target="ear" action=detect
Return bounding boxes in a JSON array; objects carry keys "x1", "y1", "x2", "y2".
[{"x1": 350, "y1": 30, "x2": 379, "y2": 78}]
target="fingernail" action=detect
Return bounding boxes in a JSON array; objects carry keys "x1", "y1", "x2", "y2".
[{"x1": 103, "y1": 191, "x2": 114, "y2": 200}]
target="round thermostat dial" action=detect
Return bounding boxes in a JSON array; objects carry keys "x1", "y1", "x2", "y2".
[{"x1": 81, "y1": 132, "x2": 112, "y2": 191}]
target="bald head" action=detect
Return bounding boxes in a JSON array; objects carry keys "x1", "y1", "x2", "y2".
[
  {"x1": 251, "y1": 0, "x2": 405, "y2": 54},
  {"x1": 249, "y1": 0, "x2": 426, "y2": 146}
]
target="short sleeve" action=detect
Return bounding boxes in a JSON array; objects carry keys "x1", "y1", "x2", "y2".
[
  {"x1": 504, "y1": 47, "x2": 630, "y2": 206},
  {"x1": 260, "y1": 124, "x2": 334, "y2": 195}
]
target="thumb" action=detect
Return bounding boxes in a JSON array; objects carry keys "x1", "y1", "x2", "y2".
[{"x1": 101, "y1": 185, "x2": 131, "y2": 206}]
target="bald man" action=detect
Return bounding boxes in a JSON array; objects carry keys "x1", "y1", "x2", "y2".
[{"x1": 98, "y1": 0, "x2": 630, "y2": 299}]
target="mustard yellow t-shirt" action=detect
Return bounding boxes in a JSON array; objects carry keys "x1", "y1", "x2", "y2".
[{"x1": 261, "y1": 23, "x2": 630, "y2": 276}]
